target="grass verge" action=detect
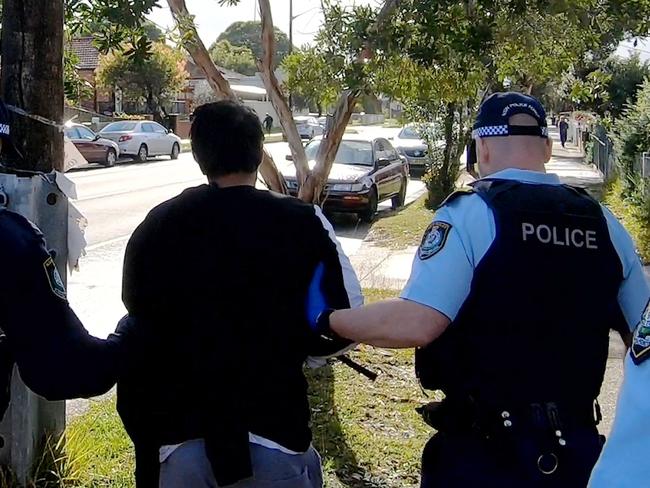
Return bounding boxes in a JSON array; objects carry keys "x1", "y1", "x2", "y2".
[
  {"x1": 367, "y1": 196, "x2": 434, "y2": 250},
  {"x1": 59, "y1": 288, "x2": 431, "y2": 488},
  {"x1": 603, "y1": 178, "x2": 650, "y2": 263}
]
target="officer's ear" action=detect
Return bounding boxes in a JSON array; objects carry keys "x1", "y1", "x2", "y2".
[
  {"x1": 544, "y1": 137, "x2": 553, "y2": 163},
  {"x1": 476, "y1": 137, "x2": 489, "y2": 165}
]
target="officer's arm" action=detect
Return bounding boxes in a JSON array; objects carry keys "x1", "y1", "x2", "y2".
[
  {"x1": 0, "y1": 210, "x2": 124, "y2": 399},
  {"x1": 330, "y1": 299, "x2": 449, "y2": 348}
]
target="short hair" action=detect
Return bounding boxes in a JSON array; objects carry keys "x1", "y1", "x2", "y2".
[{"x1": 190, "y1": 101, "x2": 263, "y2": 177}]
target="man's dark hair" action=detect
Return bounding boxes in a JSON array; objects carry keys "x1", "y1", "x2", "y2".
[{"x1": 190, "y1": 101, "x2": 264, "y2": 177}]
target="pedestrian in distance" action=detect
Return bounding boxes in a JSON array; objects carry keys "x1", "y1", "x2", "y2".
[
  {"x1": 559, "y1": 116, "x2": 569, "y2": 148},
  {"x1": 118, "y1": 100, "x2": 362, "y2": 488},
  {"x1": 263, "y1": 112, "x2": 273, "y2": 135},
  {"x1": 306, "y1": 92, "x2": 648, "y2": 487}
]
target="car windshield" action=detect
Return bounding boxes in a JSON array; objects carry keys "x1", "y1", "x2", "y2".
[
  {"x1": 102, "y1": 122, "x2": 137, "y2": 132},
  {"x1": 398, "y1": 127, "x2": 423, "y2": 139},
  {"x1": 294, "y1": 118, "x2": 311, "y2": 126},
  {"x1": 305, "y1": 140, "x2": 373, "y2": 166}
]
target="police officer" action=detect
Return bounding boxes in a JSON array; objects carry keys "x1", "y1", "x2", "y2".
[
  {"x1": 0, "y1": 97, "x2": 133, "y2": 417},
  {"x1": 307, "y1": 92, "x2": 648, "y2": 487},
  {"x1": 118, "y1": 100, "x2": 362, "y2": 487},
  {"x1": 588, "y1": 304, "x2": 650, "y2": 486}
]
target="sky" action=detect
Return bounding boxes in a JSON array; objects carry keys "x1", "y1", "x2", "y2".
[{"x1": 148, "y1": 0, "x2": 378, "y2": 48}]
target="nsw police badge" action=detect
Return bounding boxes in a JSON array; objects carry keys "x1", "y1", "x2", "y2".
[
  {"x1": 418, "y1": 221, "x2": 452, "y2": 260},
  {"x1": 43, "y1": 256, "x2": 66, "y2": 300},
  {"x1": 631, "y1": 300, "x2": 650, "y2": 365}
]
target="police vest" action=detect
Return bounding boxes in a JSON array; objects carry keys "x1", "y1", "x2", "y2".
[{"x1": 415, "y1": 179, "x2": 626, "y2": 408}]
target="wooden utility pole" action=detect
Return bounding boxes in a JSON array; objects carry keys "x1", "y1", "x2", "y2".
[
  {"x1": 2, "y1": 0, "x2": 65, "y2": 172},
  {"x1": 0, "y1": 1, "x2": 67, "y2": 484}
]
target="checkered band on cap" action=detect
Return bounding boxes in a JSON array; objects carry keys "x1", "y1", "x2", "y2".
[
  {"x1": 0, "y1": 124, "x2": 9, "y2": 136},
  {"x1": 541, "y1": 127, "x2": 548, "y2": 137},
  {"x1": 472, "y1": 125, "x2": 509, "y2": 138}
]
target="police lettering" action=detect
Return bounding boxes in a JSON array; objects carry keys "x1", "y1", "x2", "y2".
[{"x1": 521, "y1": 223, "x2": 598, "y2": 249}]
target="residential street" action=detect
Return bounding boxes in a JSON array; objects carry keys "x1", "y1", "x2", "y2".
[{"x1": 66, "y1": 129, "x2": 425, "y2": 340}]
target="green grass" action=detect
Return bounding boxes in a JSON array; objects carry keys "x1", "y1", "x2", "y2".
[
  {"x1": 367, "y1": 196, "x2": 434, "y2": 250},
  {"x1": 64, "y1": 398, "x2": 135, "y2": 487},
  {"x1": 603, "y1": 178, "x2": 650, "y2": 263},
  {"x1": 57, "y1": 288, "x2": 431, "y2": 488}
]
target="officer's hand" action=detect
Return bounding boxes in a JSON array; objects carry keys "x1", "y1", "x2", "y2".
[{"x1": 306, "y1": 262, "x2": 331, "y2": 334}]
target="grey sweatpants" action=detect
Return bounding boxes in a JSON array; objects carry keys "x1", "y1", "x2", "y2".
[{"x1": 159, "y1": 440, "x2": 323, "y2": 488}]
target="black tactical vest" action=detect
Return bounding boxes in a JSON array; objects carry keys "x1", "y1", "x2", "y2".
[{"x1": 416, "y1": 179, "x2": 626, "y2": 409}]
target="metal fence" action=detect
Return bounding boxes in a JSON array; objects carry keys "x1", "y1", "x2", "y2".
[{"x1": 588, "y1": 125, "x2": 616, "y2": 180}]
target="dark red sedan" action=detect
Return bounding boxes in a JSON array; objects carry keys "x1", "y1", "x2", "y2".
[
  {"x1": 64, "y1": 123, "x2": 120, "y2": 167},
  {"x1": 282, "y1": 135, "x2": 410, "y2": 222}
]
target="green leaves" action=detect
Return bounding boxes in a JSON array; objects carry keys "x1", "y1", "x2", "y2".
[
  {"x1": 96, "y1": 42, "x2": 187, "y2": 111},
  {"x1": 209, "y1": 40, "x2": 257, "y2": 75},
  {"x1": 216, "y1": 21, "x2": 291, "y2": 67},
  {"x1": 65, "y1": 0, "x2": 160, "y2": 61}
]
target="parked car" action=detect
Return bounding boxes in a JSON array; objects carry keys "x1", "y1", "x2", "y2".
[
  {"x1": 282, "y1": 135, "x2": 409, "y2": 222},
  {"x1": 99, "y1": 121, "x2": 182, "y2": 162},
  {"x1": 294, "y1": 116, "x2": 324, "y2": 140},
  {"x1": 392, "y1": 124, "x2": 430, "y2": 170},
  {"x1": 64, "y1": 123, "x2": 120, "y2": 167}
]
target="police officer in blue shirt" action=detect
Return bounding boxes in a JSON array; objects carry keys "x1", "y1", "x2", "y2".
[
  {"x1": 589, "y1": 305, "x2": 650, "y2": 486},
  {"x1": 308, "y1": 92, "x2": 648, "y2": 487},
  {"x1": 0, "y1": 98, "x2": 132, "y2": 422}
]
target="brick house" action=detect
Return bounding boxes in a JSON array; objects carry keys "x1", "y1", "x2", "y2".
[{"x1": 69, "y1": 37, "x2": 113, "y2": 114}]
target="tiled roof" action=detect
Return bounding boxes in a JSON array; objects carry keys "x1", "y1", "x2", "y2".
[{"x1": 70, "y1": 37, "x2": 99, "y2": 70}]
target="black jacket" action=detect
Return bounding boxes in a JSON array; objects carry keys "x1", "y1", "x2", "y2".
[{"x1": 119, "y1": 184, "x2": 360, "y2": 487}]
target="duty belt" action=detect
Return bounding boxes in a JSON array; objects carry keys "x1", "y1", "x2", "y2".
[
  {"x1": 416, "y1": 396, "x2": 601, "y2": 435},
  {"x1": 417, "y1": 397, "x2": 603, "y2": 476}
]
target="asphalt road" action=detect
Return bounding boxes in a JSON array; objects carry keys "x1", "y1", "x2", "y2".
[{"x1": 66, "y1": 130, "x2": 425, "y2": 340}]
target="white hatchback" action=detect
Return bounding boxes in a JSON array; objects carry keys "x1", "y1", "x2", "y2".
[
  {"x1": 99, "y1": 121, "x2": 182, "y2": 162},
  {"x1": 294, "y1": 116, "x2": 324, "y2": 140}
]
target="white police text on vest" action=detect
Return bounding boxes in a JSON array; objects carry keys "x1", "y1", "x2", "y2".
[{"x1": 521, "y1": 223, "x2": 598, "y2": 249}]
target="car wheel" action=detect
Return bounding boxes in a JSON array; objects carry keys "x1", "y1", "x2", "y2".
[
  {"x1": 359, "y1": 187, "x2": 378, "y2": 223},
  {"x1": 104, "y1": 148, "x2": 117, "y2": 167},
  {"x1": 137, "y1": 144, "x2": 148, "y2": 163},
  {"x1": 392, "y1": 178, "x2": 408, "y2": 209},
  {"x1": 170, "y1": 143, "x2": 180, "y2": 160}
]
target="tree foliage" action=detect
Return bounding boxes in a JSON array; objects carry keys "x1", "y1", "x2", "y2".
[
  {"x1": 362, "y1": 0, "x2": 650, "y2": 205},
  {"x1": 217, "y1": 21, "x2": 291, "y2": 67},
  {"x1": 282, "y1": 47, "x2": 341, "y2": 115},
  {"x1": 209, "y1": 39, "x2": 257, "y2": 75},
  {"x1": 96, "y1": 42, "x2": 187, "y2": 116}
]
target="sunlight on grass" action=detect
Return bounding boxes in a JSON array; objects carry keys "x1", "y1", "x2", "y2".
[{"x1": 368, "y1": 196, "x2": 434, "y2": 250}]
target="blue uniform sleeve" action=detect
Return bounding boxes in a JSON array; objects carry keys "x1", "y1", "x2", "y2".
[
  {"x1": 602, "y1": 207, "x2": 650, "y2": 331},
  {"x1": 400, "y1": 196, "x2": 494, "y2": 320},
  {"x1": 0, "y1": 209, "x2": 125, "y2": 400},
  {"x1": 589, "y1": 354, "x2": 650, "y2": 487}
]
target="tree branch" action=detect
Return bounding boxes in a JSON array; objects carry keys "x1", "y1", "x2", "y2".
[{"x1": 257, "y1": 0, "x2": 310, "y2": 187}]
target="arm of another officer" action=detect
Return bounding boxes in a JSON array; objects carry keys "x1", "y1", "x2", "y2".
[
  {"x1": 0, "y1": 210, "x2": 127, "y2": 400},
  {"x1": 328, "y1": 204, "x2": 479, "y2": 348}
]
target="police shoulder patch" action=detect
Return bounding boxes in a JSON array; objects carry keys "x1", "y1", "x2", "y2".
[
  {"x1": 631, "y1": 300, "x2": 650, "y2": 365},
  {"x1": 43, "y1": 256, "x2": 66, "y2": 300},
  {"x1": 418, "y1": 221, "x2": 452, "y2": 260}
]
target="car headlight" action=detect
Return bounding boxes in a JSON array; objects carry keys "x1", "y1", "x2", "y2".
[
  {"x1": 331, "y1": 183, "x2": 352, "y2": 192},
  {"x1": 285, "y1": 180, "x2": 299, "y2": 190}
]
